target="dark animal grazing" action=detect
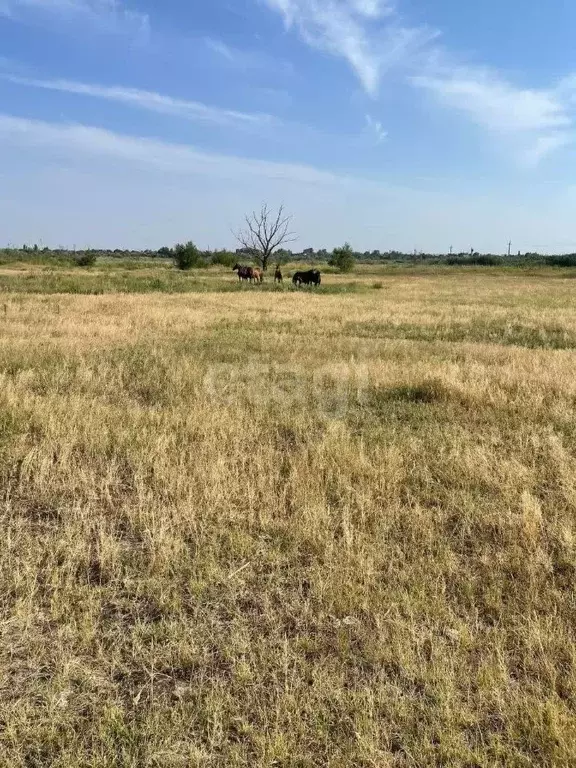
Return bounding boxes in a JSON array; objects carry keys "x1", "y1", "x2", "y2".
[
  {"x1": 233, "y1": 264, "x2": 254, "y2": 282},
  {"x1": 292, "y1": 269, "x2": 321, "y2": 286},
  {"x1": 274, "y1": 266, "x2": 283, "y2": 284}
]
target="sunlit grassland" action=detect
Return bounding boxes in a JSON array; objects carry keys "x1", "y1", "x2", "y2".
[
  {"x1": 1, "y1": 267, "x2": 576, "y2": 766},
  {"x1": 0, "y1": 259, "x2": 574, "y2": 295}
]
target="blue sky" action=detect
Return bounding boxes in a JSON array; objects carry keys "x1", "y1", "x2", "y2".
[{"x1": 1, "y1": 0, "x2": 576, "y2": 252}]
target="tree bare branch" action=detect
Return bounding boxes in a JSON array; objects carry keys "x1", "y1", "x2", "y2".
[{"x1": 234, "y1": 204, "x2": 296, "y2": 271}]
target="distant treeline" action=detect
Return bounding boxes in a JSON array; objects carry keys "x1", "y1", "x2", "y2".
[{"x1": 3, "y1": 244, "x2": 576, "y2": 268}]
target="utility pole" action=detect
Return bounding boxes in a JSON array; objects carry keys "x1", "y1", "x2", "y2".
[
  {"x1": 449, "y1": 245, "x2": 453, "y2": 255},
  {"x1": 507, "y1": 240, "x2": 512, "y2": 258}
]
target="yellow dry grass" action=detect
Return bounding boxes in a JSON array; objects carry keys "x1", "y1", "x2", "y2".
[{"x1": 1, "y1": 269, "x2": 576, "y2": 766}]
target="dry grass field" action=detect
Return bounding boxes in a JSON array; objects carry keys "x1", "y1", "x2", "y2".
[{"x1": 1, "y1": 264, "x2": 576, "y2": 766}]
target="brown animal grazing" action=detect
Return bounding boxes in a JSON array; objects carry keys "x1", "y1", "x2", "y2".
[
  {"x1": 251, "y1": 268, "x2": 263, "y2": 284},
  {"x1": 274, "y1": 266, "x2": 283, "y2": 283},
  {"x1": 233, "y1": 264, "x2": 254, "y2": 282}
]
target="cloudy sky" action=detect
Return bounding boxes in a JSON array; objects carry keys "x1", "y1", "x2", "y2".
[{"x1": 1, "y1": 0, "x2": 576, "y2": 252}]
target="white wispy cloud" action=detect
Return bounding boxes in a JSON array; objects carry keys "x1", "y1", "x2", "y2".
[
  {"x1": 203, "y1": 36, "x2": 295, "y2": 77},
  {"x1": 413, "y1": 68, "x2": 570, "y2": 133},
  {"x1": 263, "y1": 0, "x2": 574, "y2": 164},
  {"x1": 0, "y1": 113, "x2": 343, "y2": 185},
  {"x1": 2, "y1": 74, "x2": 275, "y2": 128},
  {"x1": 521, "y1": 133, "x2": 573, "y2": 168},
  {"x1": 365, "y1": 113, "x2": 387, "y2": 143},
  {"x1": 263, "y1": 0, "x2": 436, "y2": 96},
  {"x1": 412, "y1": 65, "x2": 574, "y2": 164},
  {"x1": 350, "y1": 0, "x2": 391, "y2": 19},
  {"x1": 555, "y1": 74, "x2": 576, "y2": 106},
  {"x1": 205, "y1": 37, "x2": 236, "y2": 62},
  {"x1": 0, "y1": 0, "x2": 149, "y2": 38}
]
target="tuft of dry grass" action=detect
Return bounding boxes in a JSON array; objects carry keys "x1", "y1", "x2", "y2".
[{"x1": 0, "y1": 268, "x2": 576, "y2": 766}]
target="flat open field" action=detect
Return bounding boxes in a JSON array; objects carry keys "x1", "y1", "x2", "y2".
[{"x1": 1, "y1": 264, "x2": 576, "y2": 766}]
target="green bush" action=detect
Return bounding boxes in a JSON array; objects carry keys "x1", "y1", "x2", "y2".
[
  {"x1": 173, "y1": 242, "x2": 201, "y2": 270},
  {"x1": 546, "y1": 255, "x2": 576, "y2": 267},
  {"x1": 211, "y1": 250, "x2": 236, "y2": 267},
  {"x1": 446, "y1": 255, "x2": 503, "y2": 266},
  {"x1": 75, "y1": 252, "x2": 97, "y2": 267},
  {"x1": 329, "y1": 242, "x2": 355, "y2": 273}
]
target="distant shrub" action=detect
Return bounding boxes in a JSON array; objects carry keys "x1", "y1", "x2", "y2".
[
  {"x1": 446, "y1": 254, "x2": 503, "y2": 266},
  {"x1": 372, "y1": 281, "x2": 384, "y2": 290},
  {"x1": 211, "y1": 250, "x2": 236, "y2": 267},
  {"x1": 173, "y1": 241, "x2": 201, "y2": 270},
  {"x1": 475, "y1": 255, "x2": 504, "y2": 266},
  {"x1": 546, "y1": 255, "x2": 576, "y2": 267},
  {"x1": 75, "y1": 252, "x2": 97, "y2": 267},
  {"x1": 329, "y1": 242, "x2": 355, "y2": 273},
  {"x1": 157, "y1": 246, "x2": 173, "y2": 258}
]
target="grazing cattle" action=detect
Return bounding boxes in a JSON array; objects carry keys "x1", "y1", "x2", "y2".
[
  {"x1": 274, "y1": 266, "x2": 283, "y2": 284},
  {"x1": 292, "y1": 269, "x2": 321, "y2": 286},
  {"x1": 233, "y1": 264, "x2": 254, "y2": 283}
]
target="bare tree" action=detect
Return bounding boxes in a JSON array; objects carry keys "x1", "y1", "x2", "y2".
[{"x1": 234, "y1": 204, "x2": 296, "y2": 272}]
